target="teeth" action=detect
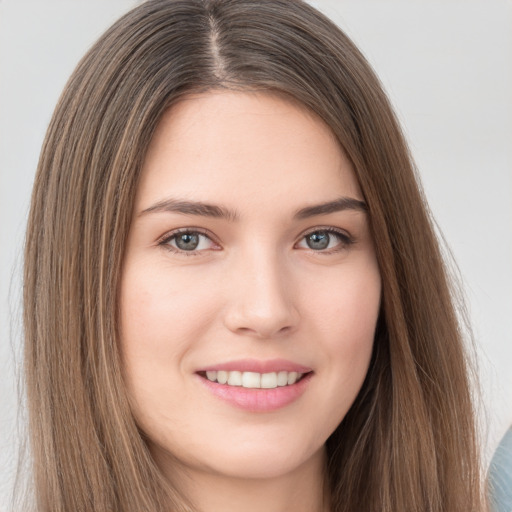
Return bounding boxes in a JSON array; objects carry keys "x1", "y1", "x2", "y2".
[
  {"x1": 277, "y1": 371, "x2": 288, "y2": 386},
  {"x1": 227, "y1": 371, "x2": 242, "y2": 386},
  {"x1": 287, "y1": 371, "x2": 298, "y2": 385},
  {"x1": 204, "y1": 370, "x2": 304, "y2": 388},
  {"x1": 242, "y1": 371, "x2": 261, "y2": 388},
  {"x1": 261, "y1": 372, "x2": 277, "y2": 389}
]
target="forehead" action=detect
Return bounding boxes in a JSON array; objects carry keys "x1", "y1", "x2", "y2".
[{"x1": 137, "y1": 91, "x2": 362, "y2": 213}]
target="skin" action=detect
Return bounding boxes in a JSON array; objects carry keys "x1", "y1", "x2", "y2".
[{"x1": 120, "y1": 91, "x2": 381, "y2": 512}]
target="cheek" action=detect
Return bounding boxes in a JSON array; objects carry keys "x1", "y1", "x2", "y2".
[
  {"x1": 120, "y1": 260, "x2": 216, "y2": 356},
  {"x1": 305, "y1": 260, "x2": 381, "y2": 417},
  {"x1": 118, "y1": 261, "x2": 217, "y2": 417},
  {"x1": 307, "y1": 256, "x2": 381, "y2": 347}
]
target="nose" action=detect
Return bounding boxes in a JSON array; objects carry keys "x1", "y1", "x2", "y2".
[{"x1": 222, "y1": 251, "x2": 300, "y2": 339}]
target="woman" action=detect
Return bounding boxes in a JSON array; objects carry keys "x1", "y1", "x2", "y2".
[{"x1": 22, "y1": 0, "x2": 487, "y2": 510}]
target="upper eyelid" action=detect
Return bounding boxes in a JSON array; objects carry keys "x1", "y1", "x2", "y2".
[
  {"x1": 297, "y1": 225, "x2": 353, "y2": 241},
  {"x1": 157, "y1": 227, "x2": 216, "y2": 245}
]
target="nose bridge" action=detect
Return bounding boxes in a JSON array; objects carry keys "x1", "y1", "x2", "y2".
[{"x1": 223, "y1": 242, "x2": 299, "y2": 338}]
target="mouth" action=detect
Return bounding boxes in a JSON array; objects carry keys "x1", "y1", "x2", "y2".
[
  {"x1": 197, "y1": 369, "x2": 310, "y2": 389},
  {"x1": 195, "y1": 363, "x2": 314, "y2": 412}
]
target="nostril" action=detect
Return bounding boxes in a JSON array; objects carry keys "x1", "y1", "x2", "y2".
[{"x1": 234, "y1": 324, "x2": 295, "y2": 339}]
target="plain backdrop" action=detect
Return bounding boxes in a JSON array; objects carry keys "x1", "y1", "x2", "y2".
[{"x1": 1, "y1": 0, "x2": 511, "y2": 507}]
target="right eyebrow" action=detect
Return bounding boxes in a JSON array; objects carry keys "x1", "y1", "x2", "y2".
[
  {"x1": 293, "y1": 196, "x2": 368, "y2": 219},
  {"x1": 138, "y1": 198, "x2": 240, "y2": 222}
]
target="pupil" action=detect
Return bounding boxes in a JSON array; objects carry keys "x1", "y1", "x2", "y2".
[
  {"x1": 307, "y1": 231, "x2": 329, "y2": 250},
  {"x1": 176, "y1": 233, "x2": 199, "y2": 250}
]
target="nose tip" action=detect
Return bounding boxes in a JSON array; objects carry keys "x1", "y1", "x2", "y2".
[
  {"x1": 230, "y1": 313, "x2": 298, "y2": 339},
  {"x1": 225, "y1": 307, "x2": 299, "y2": 339},
  {"x1": 222, "y1": 262, "x2": 300, "y2": 339}
]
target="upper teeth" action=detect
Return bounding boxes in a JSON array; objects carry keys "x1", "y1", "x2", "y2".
[{"x1": 205, "y1": 370, "x2": 303, "y2": 389}]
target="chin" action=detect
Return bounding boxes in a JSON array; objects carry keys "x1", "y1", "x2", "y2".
[
  {"x1": 210, "y1": 453, "x2": 309, "y2": 480},
  {"x1": 186, "y1": 436, "x2": 326, "y2": 482}
]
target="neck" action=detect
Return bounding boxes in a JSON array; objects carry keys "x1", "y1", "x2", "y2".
[{"x1": 158, "y1": 447, "x2": 330, "y2": 512}]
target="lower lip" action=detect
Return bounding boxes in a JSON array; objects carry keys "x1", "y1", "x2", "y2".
[{"x1": 196, "y1": 372, "x2": 313, "y2": 412}]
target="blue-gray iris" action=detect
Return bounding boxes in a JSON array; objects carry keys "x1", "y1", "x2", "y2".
[{"x1": 306, "y1": 231, "x2": 330, "y2": 250}]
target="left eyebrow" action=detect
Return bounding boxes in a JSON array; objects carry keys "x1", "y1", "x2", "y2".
[{"x1": 293, "y1": 197, "x2": 368, "y2": 219}]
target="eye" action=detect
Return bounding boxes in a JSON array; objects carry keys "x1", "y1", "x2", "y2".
[
  {"x1": 159, "y1": 229, "x2": 218, "y2": 254},
  {"x1": 296, "y1": 228, "x2": 353, "y2": 252}
]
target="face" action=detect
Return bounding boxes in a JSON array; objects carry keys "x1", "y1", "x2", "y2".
[{"x1": 120, "y1": 91, "x2": 381, "y2": 485}]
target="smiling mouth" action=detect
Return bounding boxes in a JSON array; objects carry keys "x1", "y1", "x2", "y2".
[{"x1": 198, "y1": 370, "x2": 310, "y2": 389}]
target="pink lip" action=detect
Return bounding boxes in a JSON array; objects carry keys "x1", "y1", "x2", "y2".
[
  {"x1": 195, "y1": 359, "x2": 313, "y2": 412},
  {"x1": 197, "y1": 358, "x2": 312, "y2": 374}
]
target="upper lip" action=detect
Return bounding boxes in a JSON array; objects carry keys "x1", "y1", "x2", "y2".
[{"x1": 196, "y1": 358, "x2": 313, "y2": 374}]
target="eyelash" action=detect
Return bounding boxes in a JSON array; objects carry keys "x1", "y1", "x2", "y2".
[
  {"x1": 299, "y1": 226, "x2": 355, "y2": 253},
  {"x1": 157, "y1": 226, "x2": 355, "y2": 256},
  {"x1": 157, "y1": 228, "x2": 219, "y2": 257}
]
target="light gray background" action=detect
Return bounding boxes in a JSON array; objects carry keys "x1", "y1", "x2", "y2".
[{"x1": 1, "y1": 0, "x2": 511, "y2": 507}]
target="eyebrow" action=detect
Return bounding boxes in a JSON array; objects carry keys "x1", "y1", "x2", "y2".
[
  {"x1": 294, "y1": 196, "x2": 367, "y2": 219},
  {"x1": 139, "y1": 198, "x2": 240, "y2": 221},
  {"x1": 138, "y1": 196, "x2": 367, "y2": 221}
]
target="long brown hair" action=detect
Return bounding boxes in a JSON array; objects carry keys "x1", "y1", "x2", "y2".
[{"x1": 23, "y1": 1, "x2": 486, "y2": 510}]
